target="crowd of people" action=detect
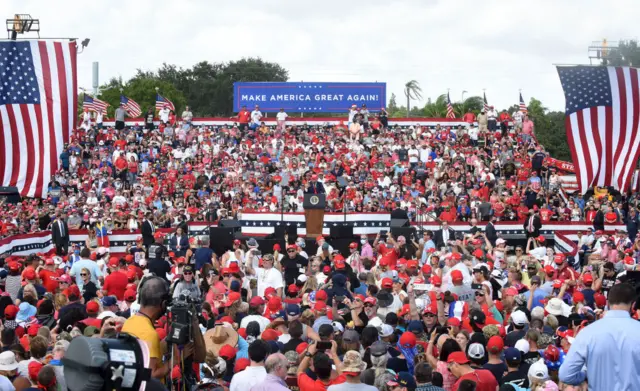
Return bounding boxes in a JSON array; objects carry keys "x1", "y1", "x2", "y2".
[{"x1": 0, "y1": 103, "x2": 638, "y2": 391}]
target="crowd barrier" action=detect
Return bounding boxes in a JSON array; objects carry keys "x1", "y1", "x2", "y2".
[{"x1": 0, "y1": 212, "x2": 624, "y2": 257}]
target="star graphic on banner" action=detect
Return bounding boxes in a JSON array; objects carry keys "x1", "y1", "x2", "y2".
[
  {"x1": 286, "y1": 222, "x2": 291, "y2": 226},
  {"x1": 297, "y1": 223, "x2": 301, "y2": 227},
  {"x1": 252, "y1": 222, "x2": 256, "y2": 226},
  {"x1": 323, "y1": 223, "x2": 327, "y2": 227},
  {"x1": 260, "y1": 222, "x2": 264, "y2": 226},
  {"x1": 364, "y1": 222, "x2": 368, "y2": 226},
  {"x1": 276, "y1": 222, "x2": 281, "y2": 226},
  {"x1": 353, "y1": 222, "x2": 358, "y2": 226},
  {"x1": 333, "y1": 223, "x2": 337, "y2": 227}
]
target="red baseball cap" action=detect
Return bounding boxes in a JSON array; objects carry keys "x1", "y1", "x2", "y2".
[
  {"x1": 86, "y1": 301, "x2": 100, "y2": 314},
  {"x1": 153, "y1": 232, "x2": 165, "y2": 239},
  {"x1": 504, "y1": 287, "x2": 518, "y2": 297},
  {"x1": 473, "y1": 249, "x2": 484, "y2": 259},
  {"x1": 553, "y1": 280, "x2": 563, "y2": 289},
  {"x1": 447, "y1": 317, "x2": 461, "y2": 327},
  {"x1": 219, "y1": 344, "x2": 238, "y2": 360},
  {"x1": 381, "y1": 278, "x2": 393, "y2": 289},
  {"x1": 23, "y1": 268, "x2": 36, "y2": 281},
  {"x1": 235, "y1": 358, "x2": 250, "y2": 372},
  {"x1": 267, "y1": 296, "x2": 282, "y2": 311},
  {"x1": 27, "y1": 324, "x2": 41, "y2": 337},
  {"x1": 334, "y1": 259, "x2": 346, "y2": 270},
  {"x1": 407, "y1": 260, "x2": 419, "y2": 269},
  {"x1": 398, "y1": 304, "x2": 410, "y2": 317},
  {"x1": 228, "y1": 262, "x2": 241, "y2": 274},
  {"x1": 233, "y1": 239, "x2": 241, "y2": 245},
  {"x1": 315, "y1": 290, "x2": 328, "y2": 302},
  {"x1": 349, "y1": 242, "x2": 358, "y2": 249},
  {"x1": 451, "y1": 270, "x2": 463, "y2": 283},
  {"x1": 554, "y1": 254, "x2": 565, "y2": 265},
  {"x1": 447, "y1": 351, "x2": 470, "y2": 364},
  {"x1": 124, "y1": 289, "x2": 137, "y2": 302},
  {"x1": 582, "y1": 273, "x2": 594, "y2": 283},
  {"x1": 379, "y1": 258, "x2": 389, "y2": 266},
  {"x1": 487, "y1": 335, "x2": 504, "y2": 354},
  {"x1": 314, "y1": 301, "x2": 327, "y2": 312},
  {"x1": 124, "y1": 255, "x2": 134, "y2": 264},
  {"x1": 572, "y1": 291, "x2": 585, "y2": 303},
  {"x1": 537, "y1": 235, "x2": 546, "y2": 242},
  {"x1": 431, "y1": 275, "x2": 442, "y2": 287},
  {"x1": 264, "y1": 287, "x2": 277, "y2": 298},
  {"x1": 287, "y1": 284, "x2": 299, "y2": 294},
  {"x1": 544, "y1": 265, "x2": 555, "y2": 275},
  {"x1": 108, "y1": 257, "x2": 120, "y2": 267},
  {"x1": 364, "y1": 297, "x2": 377, "y2": 306},
  {"x1": 44, "y1": 258, "x2": 55, "y2": 266},
  {"x1": 399, "y1": 332, "x2": 417, "y2": 348},
  {"x1": 594, "y1": 292, "x2": 606, "y2": 307},
  {"x1": 4, "y1": 305, "x2": 18, "y2": 320},
  {"x1": 421, "y1": 264, "x2": 432, "y2": 274},
  {"x1": 249, "y1": 296, "x2": 266, "y2": 306},
  {"x1": 67, "y1": 285, "x2": 81, "y2": 299}
]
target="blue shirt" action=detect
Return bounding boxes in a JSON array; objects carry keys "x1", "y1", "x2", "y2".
[
  {"x1": 559, "y1": 310, "x2": 640, "y2": 390},
  {"x1": 69, "y1": 258, "x2": 103, "y2": 289}
]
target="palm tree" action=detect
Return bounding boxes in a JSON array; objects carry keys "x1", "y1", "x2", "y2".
[
  {"x1": 453, "y1": 96, "x2": 484, "y2": 117},
  {"x1": 423, "y1": 94, "x2": 448, "y2": 117},
  {"x1": 404, "y1": 80, "x2": 423, "y2": 117}
]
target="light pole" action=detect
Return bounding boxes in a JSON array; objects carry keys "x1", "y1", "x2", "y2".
[{"x1": 461, "y1": 90, "x2": 467, "y2": 102}]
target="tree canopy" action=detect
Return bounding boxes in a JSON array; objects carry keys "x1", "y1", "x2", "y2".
[
  {"x1": 97, "y1": 57, "x2": 288, "y2": 116},
  {"x1": 602, "y1": 39, "x2": 640, "y2": 67}
]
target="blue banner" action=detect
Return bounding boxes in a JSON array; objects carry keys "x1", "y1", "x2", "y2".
[{"x1": 233, "y1": 82, "x2": 386, "y2": 113}]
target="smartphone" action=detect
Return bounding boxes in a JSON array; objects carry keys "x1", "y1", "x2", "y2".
[
  {"x1": 471, "y1": 283, "x2": 482, "y2": 290},
  {"x1": 316, "y1": 341, "x2": 332, "y2": 351},
  {"x1": 335, "y1": 295, "x2": 345, "y2": 304}
]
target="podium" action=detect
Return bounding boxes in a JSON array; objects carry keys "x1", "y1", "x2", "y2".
[{"x1": 304, "y1": 194, "x2": 326, "y2": 238}]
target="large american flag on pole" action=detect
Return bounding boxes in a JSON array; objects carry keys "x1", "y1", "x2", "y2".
[
  {"x1": 82, "y1": 94, "x2": 108, "y2": 113},
  {"x1": 446, "y1": 92, "x2": 455, "y2": 118},
  {"x1": 0, "y1": 40, "x2": 77, "y2": 198},
  {"x1": 120, "y1": 94, "x2": 141, "y2": 117},
  {"x1": 519, "y1": 92, "x2": 528, "y2": 114},
  {"x1": 483, "y1": 92, "x2": 489, "y2": 112},
  {"x1": 155, "y1": 93, "x2": 174, "y2": 111},
  {"x1": 558, "y1": 65, "x2": 640, "y2": 194}
]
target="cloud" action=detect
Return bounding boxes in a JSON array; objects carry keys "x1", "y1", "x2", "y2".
[{"x1": 7, "y1": 0, "x2": 639, "y2": 112}]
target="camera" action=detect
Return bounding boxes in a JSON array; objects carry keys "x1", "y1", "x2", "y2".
[{"x1": 167, "y1": 292, "x2": 201, "y2": 345}]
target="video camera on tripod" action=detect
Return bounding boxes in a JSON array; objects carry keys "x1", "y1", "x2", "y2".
[{"x1": 166, "y1": 290, "x2": 201, "y2": 345}]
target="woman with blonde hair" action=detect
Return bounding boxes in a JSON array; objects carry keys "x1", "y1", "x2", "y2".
[{"x1": 85, "y1": 228, "x2": 98, "y2": 251}]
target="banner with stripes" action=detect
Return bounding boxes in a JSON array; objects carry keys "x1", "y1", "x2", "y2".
[{"x1": 0, "y1": 214, "x2": 625, "y2": 256}]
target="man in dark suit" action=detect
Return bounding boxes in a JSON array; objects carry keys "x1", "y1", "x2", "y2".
[
  {"x1": 523, "y1": 210, "x2": 542, "y2": 239},
  {"x1": 141, "y1": 212, "x2": 156, "y2": 248},
  {"x1": 485, "y1": 216, "x2": 498, "y2": 246},
  {"x1": 51, "y1": 212, "x2": 69, "y2": 255},
  {"x1": 169, "y1": 227, "x2": 189, "y2": 257},
  {"x1": 593, "y1": 206, "x2": 606, "y2": 232},
  {"x1": 305, "y1": 174, "x2": 325, "y2": 194},
  {"x1": 434, "y1": 221, "x2": 456, "y2": 249},
  {"x1": 390, "y1": 201, "x2": 410, "y2": 224}
]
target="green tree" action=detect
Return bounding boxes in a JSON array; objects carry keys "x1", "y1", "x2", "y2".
[
  {"x1": 453, "y1": 96, "x2": 484, "y2": 117},
  {"x1": 422, "y1": 94, "x2": 448, "y2": 117},
  {"x1": 603, "y1": 40, "x2": 640, "y2": 67},
  {"x1": 525, "y1": 97, "x2": 571, "y2": 161},
  {"x1": 388, "y1": 93, "x2": 398, "y2": 112},
  {"x1": 404, "y1": 80, "x2": 423, "y2": 117}
]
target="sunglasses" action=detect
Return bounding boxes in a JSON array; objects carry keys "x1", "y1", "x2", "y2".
[
  {"x1": 528, "y1": 267, "x2": 537, "y2": 270},
  {"x1": 516, "y1": 249, "x2": 523, "y2": 252},
  {"x1": 80, "y1": 273, "x2": 87, "y2": 277},
  {"x1": 287, "y1": 249, "x2": 296, "y2": 253},
  {"x1": 424, "y1": 313, "x2": 436, "y2": 317},
  {"x1": 364, "y1": 304, "x2": 375, "y2": 308},
  {"x1": 475, "y1": 292, "x2": 485, "y2": 297},
  {"x1": 183, "y1": 272, "x2": 193, "y2": 275}
]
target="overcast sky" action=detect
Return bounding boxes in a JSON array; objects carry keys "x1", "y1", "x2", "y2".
[{"x1": 6, "y1": 0, "x2": 639, "y2": 112}]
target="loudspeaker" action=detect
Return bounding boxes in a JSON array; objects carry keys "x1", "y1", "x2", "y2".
[
  {"x1": 209, "y1": 227, "x2": 235, "y2": 255},
  {"x1": 330, "y1": 225, "x2": 353, "y2": 239},
  {"x1": 0, "y1": 187, "x2": 20, "y2": 204},
  {"x1": 274, "y1": 224, "x2": 297, "y2": 241},
  {"x1": 391, "y1": 226, "x2": 417, "y2": 241},
  {"x1": 219, "y1": 219, "x2": 242, "y2": 230},
  {"x1": 390, "y1": 219, "x2": 410, "y2": 228}
]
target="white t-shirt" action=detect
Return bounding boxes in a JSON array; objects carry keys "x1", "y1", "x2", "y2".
[
  {"x1": 251, "y1": 110, "x2": 263, "y2": 124},
  {"x1": 529, "y1": 246, "x2": 547, "y2": 260},
  {"x1": 229, "y1": 366, "x2": 267, "y2": 391},
  {"x1": 256, "y1": 267, "x2": 283, "y2": 297},
  {"x1": 468, "y1": 127, "x2": 479, "y2": 140},
  {"x1": 408, "y1": 148, "x2": 419, "y2": 163},
  {"x1": 276, "y1": 112, "x2": 288, "y2": 121},
  {"x1": 159, "y1": 108, "x2": 170, "y2": 123}
]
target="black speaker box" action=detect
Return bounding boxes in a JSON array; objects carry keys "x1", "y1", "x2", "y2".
[
  {"x1": 219, "y1": 219, "x2": 242, "y2": 230},
  {"x1": 330, "y1": 225, "x2": 353, "y2": 239},
  {"x1": 209, "y1": 227, "x2": 236, "y2": 255},
  {"x1": 0, "y1": 186, "x2": 20, "y2": 204}
]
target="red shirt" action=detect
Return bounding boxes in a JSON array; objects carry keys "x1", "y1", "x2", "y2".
[
  {"x1": 452, "y1": 369, "x2": 498, "y2": 391},
  {"x1": 103, "y1": 270, "x2": 129, "y2": 300},
  {"x1": 238, "y1": 110, "x2": 250, "y2": 124},
  {"x1": 39, "y1": 269, "x2": 61, "y2": 293},
  {"x1": 539, "y1": 209, "x2": 552, "y2": 223},
  {"x1": 297, "y1": 373, "x2": 345, "y2": 391}
]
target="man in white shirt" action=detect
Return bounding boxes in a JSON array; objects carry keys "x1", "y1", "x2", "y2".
[
  {"x1": 468, "y1": 126, "x2": 479, "y2": 146},
  {"x1": 408, "y1": 144, "x2": 419, "y2": 168},
  {"x1": 418, "y1": 144, "x2": 430, "y2": 163},
  {"x1": 159, "y1": 105, "x2": 170, "y2": 124},
  {"x1": 229, "y1": 339, "x2": 268, "y2": 391},
  {"x1": 276, "y1": 108, "x2": 288, "y2": 132},
  {"x1": 247, "y1": 254, "x2": 283, "y2": 297},
  {"x1": 251, "y1": 105, "x2": 263, "y2": 130},
  {"x1": 96, "y1": 110, "x2": 104, "y2": 129},
  {"x1": 239, "y1": 297, "x2": 271, "y2": 331}
]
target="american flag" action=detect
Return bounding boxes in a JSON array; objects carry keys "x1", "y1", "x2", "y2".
[
  {"x1": 557, "y1": 65, "x2": 640, "y2": 194},
  {"x1": 483, "y1": 92, "x2": 489, "y2": 112},
  {"x1": 446, "y1": 92, "x2": 455, "y2": 119},
  {"x1": 155, "y1": 93, "x2": 174, "y2": 111},
  {"x1": 82, "y1": 95, "x2": 109, "y2": 113},
  {"x1": 519, "y1": 92, "x2": 528, "y2": 114},
  {"x1": 120, "y1": 94, "x2": 141, "y2": 117},
  {"x1": 0, "y1": 40, "x2": 76, "y2": 199}
]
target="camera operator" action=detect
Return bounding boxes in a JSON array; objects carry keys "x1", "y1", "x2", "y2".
[
  {"x1": 147, "y1": 232, "x2": 171, "y2": 282},
  {"x1": 122, "y1": 277, "x2": 205, "y2": 380},
  {"x1": 171, "y1": 265, "x2": 201, "y2": 300}
]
